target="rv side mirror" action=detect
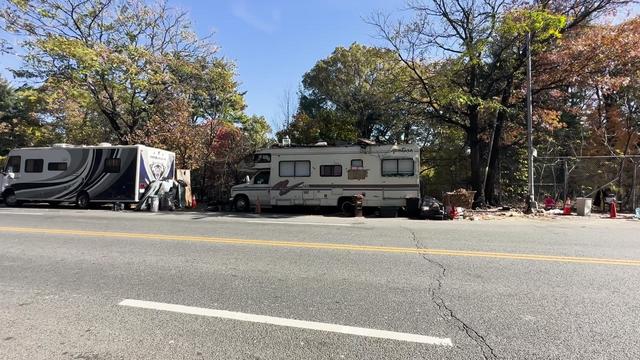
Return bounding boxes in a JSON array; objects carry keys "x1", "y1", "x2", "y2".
[{"x1": 245, "y1": 175, "x2": 250, "y2": 184}]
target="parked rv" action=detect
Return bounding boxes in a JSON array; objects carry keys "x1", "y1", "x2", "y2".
[
  {"x1": 230, "y1": 142, "x2": 420, "y2": 214},
  {"x1": 1, "y1": 144, "x2": 175, "y2": 208}
]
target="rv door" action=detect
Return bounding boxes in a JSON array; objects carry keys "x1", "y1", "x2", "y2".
[{"x1": 251, "y1": 171, "x2": 271, "y2": 205}]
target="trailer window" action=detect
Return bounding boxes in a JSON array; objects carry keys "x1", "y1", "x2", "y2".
[
  {"x1": 351, "y1": 159, "x2": 363, "y2": 168},
  {"x1": 279, "y1": 161, "x2": 311, "y2": 177},
  {"x1": 5, "y1": 156, "x2": 21, "y2": 173},
  {"x1": 25, "y1": 159, "x2": 44, "y2": 173},
  {"x1": 382, "y1": 159, "x2": 414, "y2": 176},
  {"x1": 48, "y1": 162, "x2": 68, "y2": 171},
  {"x1": 104, "y1": 158, "x2": 121, "y2": 173},
  {"x1": 320, "y1": 165, "x2": 342, "y2": 177}
]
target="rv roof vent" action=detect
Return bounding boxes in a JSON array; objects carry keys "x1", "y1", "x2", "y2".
[
  {"x1": 52, "y1": 143, "x2": 72, "y2": 148},
  {"x1": 98, "y1": 142, "x2": 113, "y2": 147},
  {"x1": 314, "y1": 141, "x2": 328, "y2": 147}
]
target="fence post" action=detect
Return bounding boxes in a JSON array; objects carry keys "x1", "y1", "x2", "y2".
[
  {"x1": 563, "y1": 160, "x2": 569, "y2": 202},
  {"x1": 633, "y1": 161, "x2": 638, "y2": 210}
]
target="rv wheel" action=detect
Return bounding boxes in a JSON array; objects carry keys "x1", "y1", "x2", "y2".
[
  {"x1": 76, "y1": 192, "x2": 90, "y2": 209},
  {"x1": 338, "y1": 198, "x2": 355, "y2": 215},
  {"x1": 3, "y1": 191, "x2": 20, "y2": 207},
  {"x1": 234, "y1": 195, "x2": 250, "y2": 212}
]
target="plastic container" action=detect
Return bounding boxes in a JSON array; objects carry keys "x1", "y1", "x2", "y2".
[
  {"x1": 149, "y1": 195, "x2": 159, "y2": 212},
  {"x1": 576, "y1": 197, "x2": 592, "y2": 216}
]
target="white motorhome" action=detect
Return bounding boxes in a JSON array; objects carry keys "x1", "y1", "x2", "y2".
[
  {"x1": 230, "y1": 143, "x2": 420, "y2": 213},
  {"x1": 1, "y1": 144, "x2": 175, "y2": 208}
]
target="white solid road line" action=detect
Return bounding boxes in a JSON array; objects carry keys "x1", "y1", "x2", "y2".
[
  {"x1": 119, "y1": 299, "x2": 453, "y2": 346},
  {"x1": 245, "y1": 220, "x2": 354, "y2": 227},
  {"x1": 0, "y1": 211, "x2": 44, "y2": 215}
]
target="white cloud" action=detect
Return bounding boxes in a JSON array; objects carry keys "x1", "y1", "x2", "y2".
[{"x1": 231, "y1": 0, "x2": 281, "y2": 34}]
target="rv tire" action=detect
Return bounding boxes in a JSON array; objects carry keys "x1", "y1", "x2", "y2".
[
  {"x1": 234, "y1": 195, "x2": 250, "y2": 212},
  {"x1": 338, "y1": 197, "x2": 355, "y2": 216},
  {"x1": 3, "y1": 191, "x2": 20, "y2": 207},
  {"x1": 76, "y1": 192, "x2": 90, "y2": 209}
]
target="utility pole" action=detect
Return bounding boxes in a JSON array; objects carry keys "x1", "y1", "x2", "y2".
[{"x1": 526, "y1": 31, "x2": 536, "y2": 212}]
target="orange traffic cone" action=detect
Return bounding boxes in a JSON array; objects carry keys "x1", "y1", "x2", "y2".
[
  {"x1": 610, "y1": 200, "x2": 617, "y2": 218},
  {"x1": 191, "y1": 195, "x2": 197, "y2": 209},
  {"x1": 563, "y1": 198, "x2": 572, "y2": 215},
  {"x1": 255, "y1": 198, "x2": 261, "y2": 214}
]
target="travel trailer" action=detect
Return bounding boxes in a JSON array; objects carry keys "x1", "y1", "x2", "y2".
[
  {"x1": 230, "y1": 142, "x2": 420, "y2": 213},
  {"x1": 1, "y1": 144, "x2": 175, "y2": 207}
]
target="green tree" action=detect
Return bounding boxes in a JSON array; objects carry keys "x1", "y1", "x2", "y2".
[
  {"x1": 0, "y1": 78, "x2": 56, "y2": 155},
  {"x1": 285, "y1": 43, "x2": 419, "y2": 144},
  {"x1": 371, "y1": 0, "x2": 629, "y2": 204},
  {"x1": 1, "y1": 0, "x2": 245, "y2": 144}
]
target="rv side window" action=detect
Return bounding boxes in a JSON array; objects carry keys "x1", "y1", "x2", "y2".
[
  {"x1": 254, "y1": 154, "x2": 271, "y2": 163},
  {"x1": 5, "y1": 156, "x2": 21, "y2": 173},
  {"x1": 25, "y1": 159, "x2": 44, "y2": 173},
  {"x1": 279, "y1": 161, "x2": 311, "y2": 177},
  {"x1": 382, "y1": 159, "x2": 414, "y2": 176},
  {"x1": 104, "y1": 158, "x2": 121, "y2": 173},
  {"x1": 351, "y1": 159, "x2": 363, "y2": 168},
  {"x1": 320, "y1": 165, "x2": 342, "y2": 177},
  {"x1": 48, "y1": 162, "x2": 68, "y2": 171}
]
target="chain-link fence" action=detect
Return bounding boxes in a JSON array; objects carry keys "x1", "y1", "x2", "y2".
[{"x1": 534, "y1": 156, "x2": 640, "y2": 212}]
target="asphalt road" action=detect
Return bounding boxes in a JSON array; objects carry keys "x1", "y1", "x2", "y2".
[{"x1": 1, "y1": 206, "x2": 639, "y2": 359}]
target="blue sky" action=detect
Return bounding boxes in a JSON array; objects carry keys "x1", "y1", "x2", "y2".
[{"x1": 188, "y1": 0, "x2": 407, "y2": 129}]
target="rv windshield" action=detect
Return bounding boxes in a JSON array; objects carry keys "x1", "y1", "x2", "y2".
[{"x1": 5, "y1": 156, "x2": 21, "y2": 173}]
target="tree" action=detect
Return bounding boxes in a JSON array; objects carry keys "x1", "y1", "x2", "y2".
[
  {"x1": 0, "y1": 77, "x2": 56, "y2": 155},
  {"x1": 370, "y1": 0, "x2": 632, "y2": 204},
  {"x1": 1, "y1": 0, "x2": 245, "y2": 144},
  {"x1": 286, "y1": 43, "x2": 419, "y2": 144},
  {"x1": 534, "y1": 17, "x2": 640, "y2": 206}
]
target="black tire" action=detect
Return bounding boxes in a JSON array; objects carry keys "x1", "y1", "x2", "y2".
[
  {"x1": 76, "y1": 192, "x2": 90, "y2": 209},
  {"x1": 234, "y1": 195, "x2": 250, "y2": 212},
  {"x1": 338, "y1": 198, "x2": 355, "y2": 215},
  {"x1": 3, "y1": 191, "x2": 20, "y2": 207}
]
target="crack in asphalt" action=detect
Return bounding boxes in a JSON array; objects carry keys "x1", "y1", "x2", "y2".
[{"x1": 405, "y1": 228, "x2": 498, "y2": 360}]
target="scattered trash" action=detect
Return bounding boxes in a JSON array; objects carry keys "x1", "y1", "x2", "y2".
[
  {"x1": 448, "y1": 206, "x2": 459, "y2": 220},
  {"x1": 136, "y1": 179, "x2": 179, "y2": 211},
  {"x1": 419, "y1": 197, "x2": 446, "y2": 220},
  {"x1": 543, "y1": 194, "x2": 556, "y2": 211}
]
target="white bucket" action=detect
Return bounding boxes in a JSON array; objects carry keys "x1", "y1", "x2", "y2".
[
  {"x1": 149, "y1": 195, "x2": 160, "y2": 212},
  {"x1": 576, "y1": 197, "x2": 592, "y2": 216}
]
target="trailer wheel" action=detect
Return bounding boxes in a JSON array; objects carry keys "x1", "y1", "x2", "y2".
[
  {"x1": 234, "y1": 195, "x2": 250, "y2": 212},
  {"x1": 3, "y1": 190, "x2": 20, "y2": 207},
  {"x1": 76, "y1": 192, "x2": 90, "y2": 209}
]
